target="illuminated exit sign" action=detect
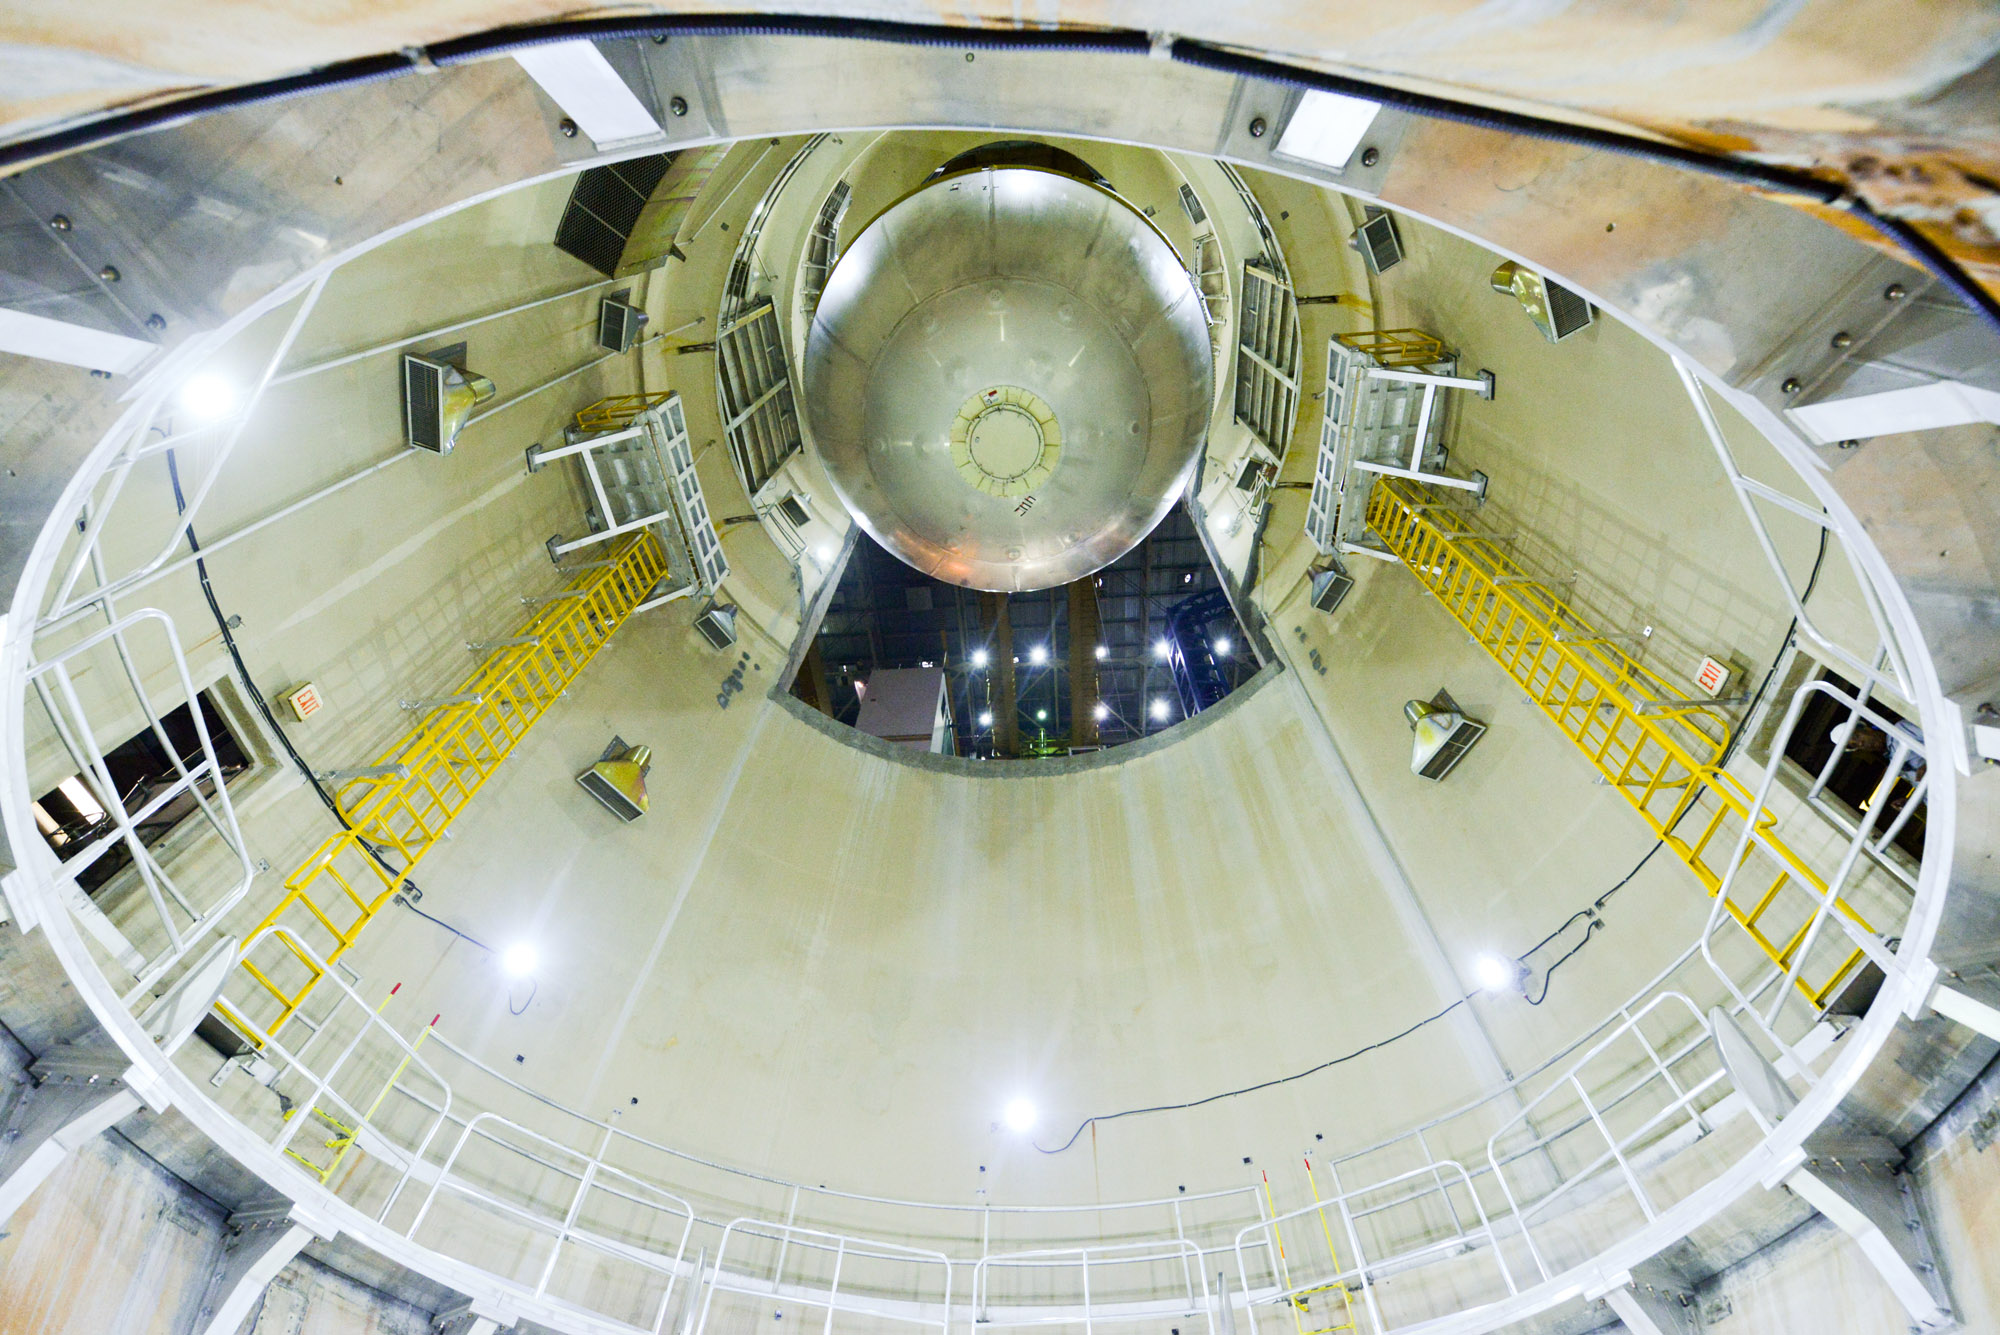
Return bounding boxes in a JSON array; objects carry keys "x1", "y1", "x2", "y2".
[{"x1": 1694, "y1": 656, "x2": 1732, "y2": 697}]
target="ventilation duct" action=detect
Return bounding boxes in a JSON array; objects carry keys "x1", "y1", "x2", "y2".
[
  {"x1": 597, "y1": 293, "x2": 649, "y2": 352},
  {"x1": 1351, "y1": 208, "x2": 1404, "y2": 274},
  {"x1": 577, "y1": 742, "x2": 651, "y2": 822},
  {"x1": 1405, "y1": 690, "x2": 1486, "y2": 780},
  {"x1": 1310, "y1": 560, "x2": 1355, "y2": 615},
  {"x1": 695, "y1": 603, "x2": 739, "y2": 650},
  {"x1": 554, "y1": 154, "x2": 674, "y2": 276},
  {"x1": 1491, "y1": 261, "x2": 1595, "y2": 342},
  {"x1": 400, "y1": 353, "x2": 495, "y2": 454}
]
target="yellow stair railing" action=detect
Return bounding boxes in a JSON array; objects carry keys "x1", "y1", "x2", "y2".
[
  {"x1": 573, "y1": 392, "x2": 674, "y2": 434},
  {"x1": 1262, "y1": 1166, "x2": 1359, "y2": 1335},
  {"x1": 225, "y1": 531, "x2": 671, "y2": 1037},
  {"x1": 1364, "y1": 477, "x2": 1874, "y2": 1007}
]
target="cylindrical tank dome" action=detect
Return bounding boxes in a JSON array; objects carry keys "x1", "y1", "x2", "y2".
[{"x1": 802, "y1": 165, "x2": 1214, "y2": 592}]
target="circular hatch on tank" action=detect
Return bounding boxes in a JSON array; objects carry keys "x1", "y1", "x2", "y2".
[{"x1": 801, "y1": 165, "x2": 1214, "y2": 592}]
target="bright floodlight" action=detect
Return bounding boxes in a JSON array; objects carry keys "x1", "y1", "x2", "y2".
[
  {"x1": 1094, "y1": 644, "x2": 1108, "y2": 660},
  {"x1": 1472, "y1": 953, "x2": 1516, "y2": 992},
  {"x1": 1213, "y1": 636, "x2": 1232, "y2": 657},
  {"x1": 1150, "y1": 697, "x2": 1170, "y2": 721},
  {"x1": 178, "y1": 372, "x2": 235, "y2": 421},
  {"x1": 1035, "y1": 708, "x2": 1048, "y2": 721},
  {"x1": 1093, "y1": 701, "x2": 1109, "y2": 721},
  {"x1": 1003, "y1": 1097, "x2": 1037, "y2": 1133},
  {"x1": 1153, "y1": 639, "x2": 1170, "y2": 660},
  {"x1": 978, "y1": 711, "x2": 994, "y2": 728},
  {"x1": 971, "y1": 648, "x2": 989, "y2": 669},
  {"x1": 815, "y1": 544, "x2": 837, "y2": 564},
  {"x1": 501, "y1": 942, "x2": 539, "y2": 977},
  {"x1": 1028, "y1": 644, "x2": 1048, "y2": 665}
]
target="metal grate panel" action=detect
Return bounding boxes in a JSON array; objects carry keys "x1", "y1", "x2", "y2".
[
  {"x1": 800, "y1": 180, "x2": 853, "y2": 315},
  {"x1": 401, "y1": 355, "x2": 446, "y2": 453},
  {"x1": 716, "y1": 297, "x2": 802, "y2": 499},
  {"x1": 1233, "y1": 262, "x2": 1301, "y2": 458},
  {"x1": 554, "y1": 154, "x2": 674, "y2": 276}
]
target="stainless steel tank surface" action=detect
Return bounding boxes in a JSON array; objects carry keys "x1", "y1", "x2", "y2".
[{"x1": 802, "y1": 166, "x2": 1215, "y2": 592}]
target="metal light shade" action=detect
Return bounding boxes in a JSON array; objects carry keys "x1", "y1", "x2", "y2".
[
  {"x1": 440, "y1": 366, "x2": 497, "y2": 448},
  {"x1": 1405, "y1": 693, "x2": 1487, "y2": 781},
  {"x1": 578, "y1": 744, "x2": 651, "y2": 822},
  {"x1": 802, "y1": 166, "x2": 1214, "y2": 592}
]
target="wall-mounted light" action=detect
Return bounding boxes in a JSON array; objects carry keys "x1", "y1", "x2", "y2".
[
  {"x1": 1150, "y1": 698, "x2": 1170, "y2": 721},
  {"x1": 978, "y1": 711, "x2": 994, "y2": 728},
  {"x1": 1028, "y1": 644, "x2": 1048, "y2": 666},
  {"x1": 1094, "y1": 644, "x2": 1107, "y2": 660},
  {"x1": 501, "y1": 942, "x2": 540, "y2": 977},
  {"x1": 1003, "y1": 1097, "x2": 1038, "y2": 1134},
  {"x1": 971, "y1": 648, "x2": 989, "y2": 669}
]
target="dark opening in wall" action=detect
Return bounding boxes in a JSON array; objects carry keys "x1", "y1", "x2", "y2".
[
  {"x1": 1783, "y1": 670, "x2": 1927, "y2": 863},
  {"x1": 32, "y1": 689, "x2": 252, "y2": 894},
  {"x1": 794, "y1": 505, "x2": 1252, "y2": 758}
]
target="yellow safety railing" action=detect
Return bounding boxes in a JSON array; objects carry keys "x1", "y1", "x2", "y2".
[
  {"x1": 1335, "y1": 329, "x2": 1448, "y2": 369},
  {"x1": 573, "y1": 392, "x2": 675, "y2": 434},
  {"x1": 1262, "y1": 1167, "x2": 1358, "y2": 1335},
  {"x1": 225, "y1": 531, "x2": 671, "y2": 1037},
  {"x1": 1364, "y1": 477, "x2": 1874, "y2": 1006}
]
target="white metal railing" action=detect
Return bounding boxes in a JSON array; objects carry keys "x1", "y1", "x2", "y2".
[
  {"x1": 0, "y1": 248, "x2": 1961, "y2": 1335},
  {"x1": 27, "y1": 607, "x2": 255, "y2": 999},
  {"x1": 1699, "y1": 676, "x2": 1927, "y2": 1071},
  {"x1": 975, "y1": 1239, "x2": 1215, "y2": 1333}
]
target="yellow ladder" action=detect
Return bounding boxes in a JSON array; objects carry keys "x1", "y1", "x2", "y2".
[
  {"x1": 224, "y1": 531, "x2": 671, "y2": 1038},
  {"x1": 1364, "y1": 477, "x2": 1873, "y2": 1006},
  {"x1": 1262, "y1": 1165, "x2": 1358, "y2": 1335}
]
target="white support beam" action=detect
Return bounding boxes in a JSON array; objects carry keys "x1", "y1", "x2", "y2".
[
  {"x1": 1711, "y1": 1008, "x2": 1953, "y2": 1330},
  {"x1": 434, "y1": 1297, "x2": 519, "y2": 1334},
  {"x1": 0, "y1": 307, "x2": 156, "y2": 374},
  {"x1": 1591, "y1": 1261, "x2": 1699, "y2": 1335},
  {"x1": 1931, "y1": 981, "x2": 2000, "y2": 1042},
  {"x1": 0, "y1": 1053, "x2": 141, "y2": 1225},
  {"x1": 192, "y1": 1198, "x2": 334, "y2": 1335}
]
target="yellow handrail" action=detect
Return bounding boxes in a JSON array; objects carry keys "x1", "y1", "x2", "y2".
[
  {"x1": 1365, "y1": 477, "x2": 1872, "y2": 1006},
  {"x1": 574, "y1": 392, "x2": 674, "y2": 433},
  {"x1": 225, "y1": 531, "x2": 670, "y2": 1037}
]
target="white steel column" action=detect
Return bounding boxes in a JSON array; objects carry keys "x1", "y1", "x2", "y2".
[{"x1": 0, "y1": 1046, "x2": 142, "y2": 1225}]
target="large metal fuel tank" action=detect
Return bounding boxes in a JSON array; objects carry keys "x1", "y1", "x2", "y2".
[{"x1": 801, "y1": 165, "x2": 1214, "y2": 592}]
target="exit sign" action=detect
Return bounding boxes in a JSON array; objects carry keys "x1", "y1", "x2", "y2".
[
  {"x1": 1694, "y1": 657, "x2": 1731, "y2": 697},
  {"x1": 283, "y1": 682, "x2": 323, "y2": 721}
]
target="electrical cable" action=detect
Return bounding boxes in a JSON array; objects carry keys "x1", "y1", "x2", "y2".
[{"x1": 166, "y1": 441, "x2": 487, "y2": 947}]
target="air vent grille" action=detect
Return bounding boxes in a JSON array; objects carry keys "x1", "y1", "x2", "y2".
[
  {"x1": 402, "y1": 356, "x2": 447, "y2": 453},
  {"x1": 1354, "y1": 208, "x2": 1404, "y2": 274},
  {"x1": 1178, "y1": 183, "x2": 1207, "y2": 225},
  {"x1": 597, "y1": 293, "x2": 648, "y2": 352},
  {"x1": 1545, "y1": 280, "x2": 1594, "y2": 340},
  {"x1": 554, "y1": 154, "x2": 674, "y2": 276}
]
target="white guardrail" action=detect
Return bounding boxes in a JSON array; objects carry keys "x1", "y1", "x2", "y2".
[{"x1": 0, "y1": 260, "x2": 1960, "y2": 1335}]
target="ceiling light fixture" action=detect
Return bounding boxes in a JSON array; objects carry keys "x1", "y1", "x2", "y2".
[
  {"x1": 1472, "y1": 953, "x2": 1520, "y2": 993},
  {"x1": 1003, "y1": 1097, "x2": 1038, "y2": 1134},
  {"x1": 1273, "y1": 89, "x2": 1384, "y2": 172},
  {"x1": 501, "y1": 942, "x2": 540, "y2": 978}
]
